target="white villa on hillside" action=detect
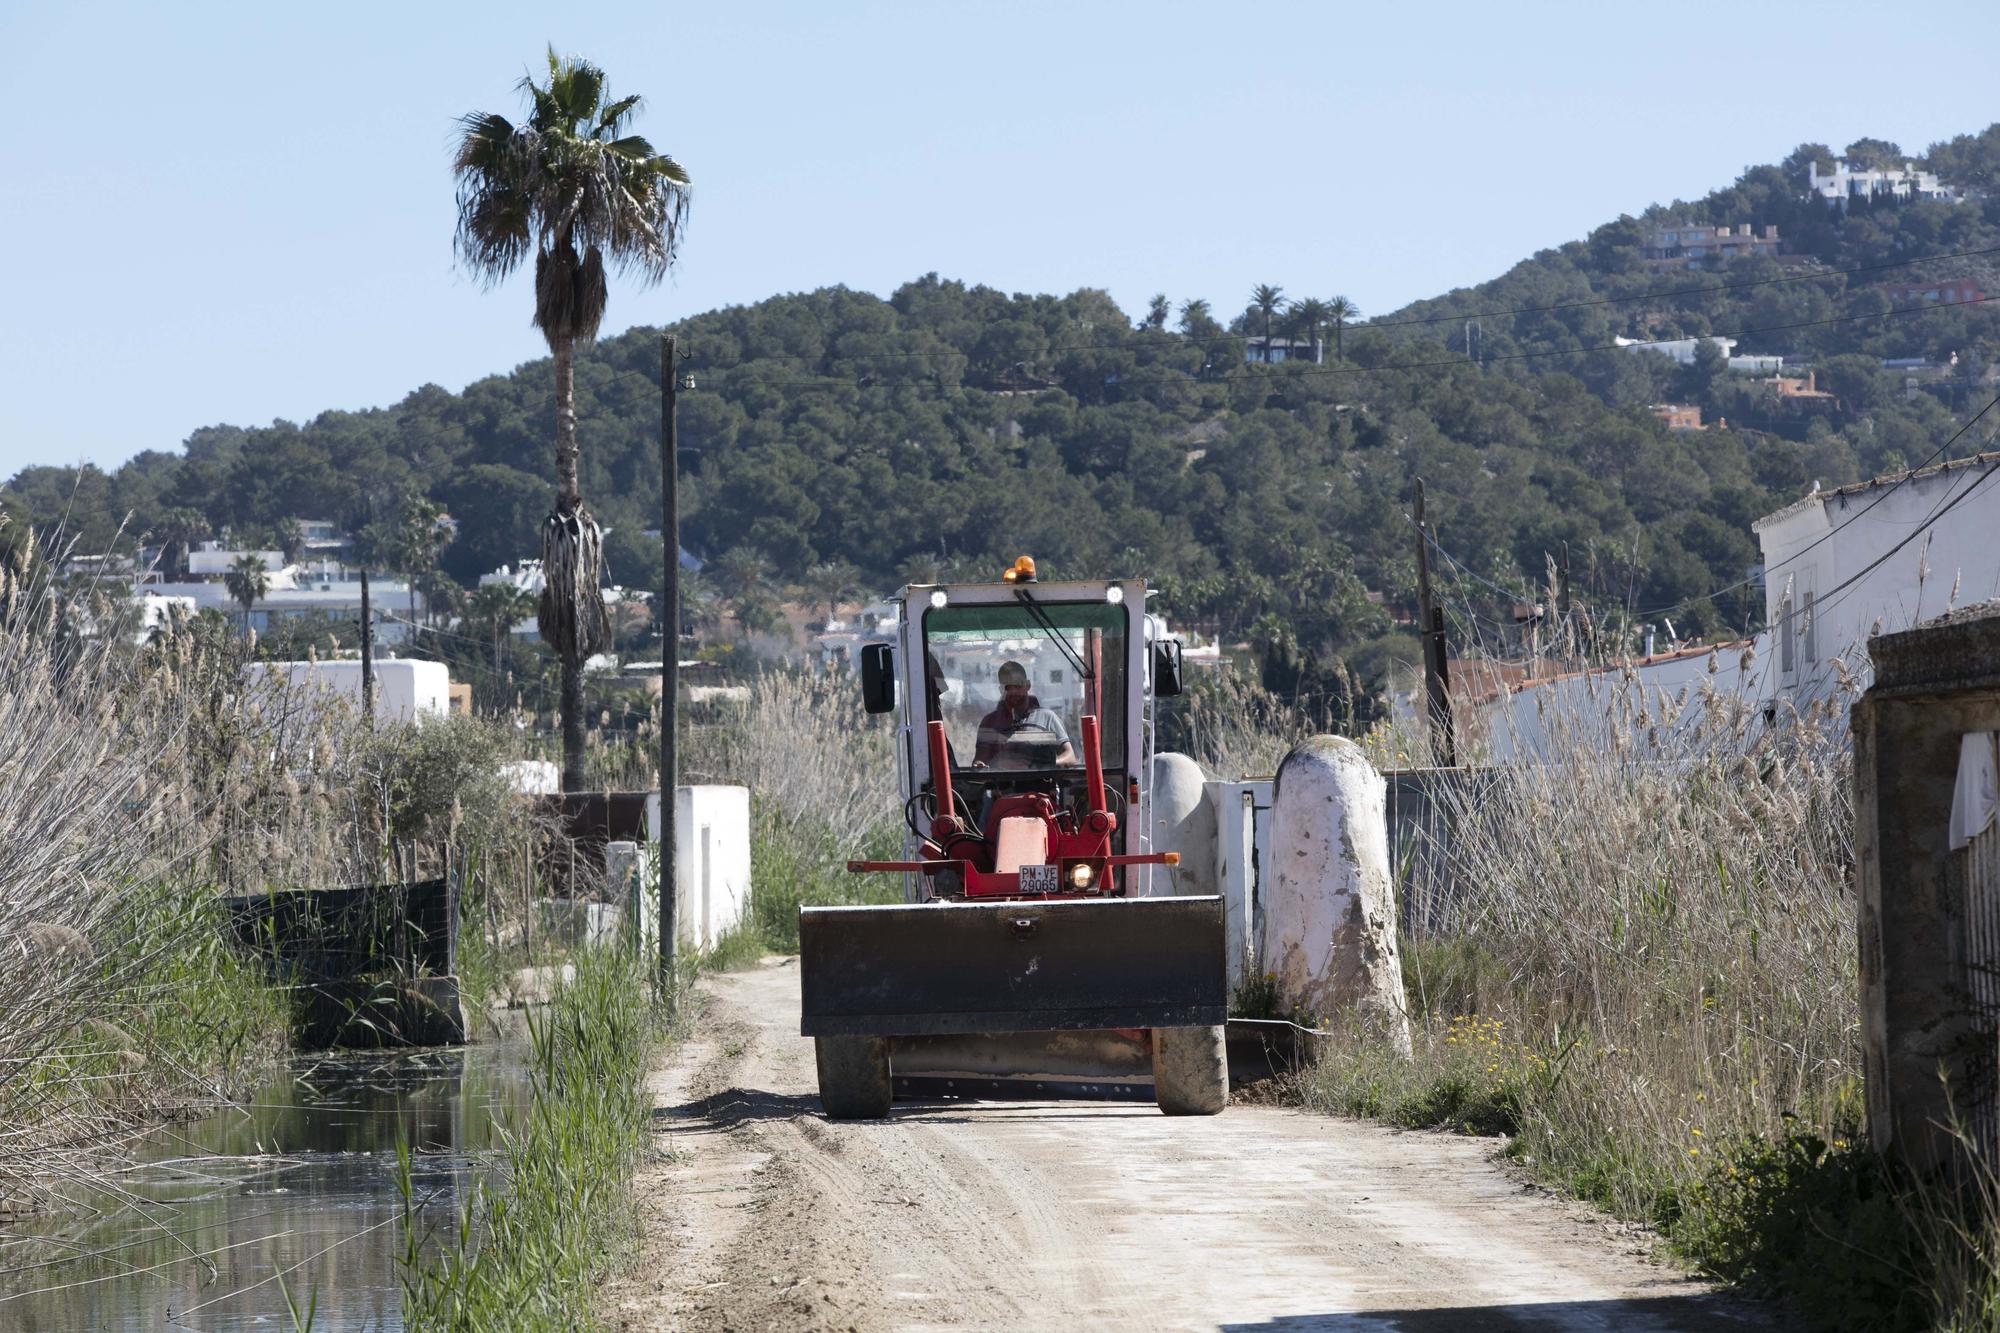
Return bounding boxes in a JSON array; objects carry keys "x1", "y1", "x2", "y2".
[
  {"x1": 1807, "y1": 159, "x2": 1960, "y2": 211},
  {"x1": 1754, "y1": 452, "x2": 2000, "y2": 708}
]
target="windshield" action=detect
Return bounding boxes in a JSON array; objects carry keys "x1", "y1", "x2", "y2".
[{"x1": 922, "y1": 599, "x2": 1128, "y2": 773}]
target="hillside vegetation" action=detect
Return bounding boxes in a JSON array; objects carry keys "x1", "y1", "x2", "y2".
[{"x1": 11, "y1": 129, "x2": 2000, "y2": 710}]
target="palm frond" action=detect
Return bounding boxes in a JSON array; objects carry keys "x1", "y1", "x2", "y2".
[
  {"x1": 596, "y1": 94, "x2": 642, "y2": 134},
  {"x1": 537, "y1": 510, "x2": 610, "y2": 659},
  {"x1": 455, "y1": 53, "x2": 690, "y2": 300}
]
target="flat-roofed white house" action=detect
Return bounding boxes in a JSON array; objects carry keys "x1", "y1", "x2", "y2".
[
  {"x1": 1753, "y1": 452, "x2": 2000, "y2": 708},
  {"x1": 139, "y1": 572, "x2": 424, "y2": 642}
]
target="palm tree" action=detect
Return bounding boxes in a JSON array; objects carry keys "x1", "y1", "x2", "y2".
[
  {"x1": 1326, "y1": 295, "x2": 1359, "y2": 361},
  {"x1": 1250, "y1": 284, "x2": 1285, "y2": 357},
  {"x1": 710, "y1": 547, "x2": 772, "y2": 638},
  {"x1": 1287, "y1": 298, "x2": 1328, "y2": 362},
  {"x1": 1142, "y1": 294, "x2": 1171, "y2": 332},
  {"x1": 800, "y1": 560, "x2": 861, "y2": 629},
  {"x1": 393, "y1": 495, "x2": 451, "y2": 630},
  {"x1": 275, "y1": 517, "x2": 307, "y2": 566},
  {"x1": 152, "y1": 507, "x2": 210, "y2": 579},
  {"x1": 678, "y1": 570, "x2": 723, "y2": 641},
  {"x1": 465, "y1": 582, "x2": 537, "y2": 696},
  {"x1": 454, "y1": 48, "x2": 691, "y2": 792},
  {"x1": 223, "y1": 553, "x2": 269, "y2": 636}
]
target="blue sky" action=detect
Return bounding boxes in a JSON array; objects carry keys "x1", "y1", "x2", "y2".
[{"x1": 4, "y1": 0, "x2": 1997, "y2": 476}]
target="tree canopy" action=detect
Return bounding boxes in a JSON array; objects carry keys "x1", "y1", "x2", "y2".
[{"x1": 14, "y1": 124, "x2": 2000, "y2": 713}]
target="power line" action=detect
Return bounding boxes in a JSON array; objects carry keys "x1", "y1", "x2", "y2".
[
  {"x1": 632, "y1": 241, "x2": 2000, "y2": 369},
  {"x1": 1368, "y1": 244, "x2": 2000, "y2": 331},
  {"x1": 1771, "y1": 448, "x2": 2000, "y2": 641},
  {"x1": 613, "y1": 290, "x2": 1990, "y2": 398},
  {"x1": 1408, "y1": 391, "x2": 2000, "y2": 639},
  {"x1": 1635, "y1": 391, "x2": 2000, "y2": 620}
]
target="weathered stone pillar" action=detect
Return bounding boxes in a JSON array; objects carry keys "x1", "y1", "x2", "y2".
[
  {"x1": 1855, "y1": 604, "x2": 2000, "y2": 1169},
  {"x1": 1266, "y1": 736, "x2": 1410, "y2": 1053},
  {"x1": 1149, "y1": 752, "x2": 1216, "y2": 898}
]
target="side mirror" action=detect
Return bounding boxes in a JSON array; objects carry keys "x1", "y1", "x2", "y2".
[
  {"x1": 1152, "y1": 639, "x2": 1184, "y2": 699},
  {"x1": 860, "y1": 643, "x2": 897, "y2": 714}
]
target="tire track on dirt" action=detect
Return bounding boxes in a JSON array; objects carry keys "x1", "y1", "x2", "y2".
[{"x1": 609, "y1": 957, "x2": 1785, "y2": 1332}]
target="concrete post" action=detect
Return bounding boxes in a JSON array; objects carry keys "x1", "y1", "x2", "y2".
[
  {"x1": 1854, "y1": 603, "x2": 2000, "y2": 1169},
  {"x1": 1267, "y1": 735, "x2": 1411, "y2": 1054},
  {"x1": 1150, "y1": 752, "x2": 1216, "y2": 898},
  {"x1": 605, "y1": 840, "x2": 653, "y2": 956}
]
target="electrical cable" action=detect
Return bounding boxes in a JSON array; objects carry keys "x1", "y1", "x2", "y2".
[
  {"x1": 1633, "y1": 390, "x2": 2000, "y2": 620},
  {"x1": 607, "y1": 290, "x2": 1991, "y2": 398},
  {"x1": 634, "y1": 240, "x2": 2000, "y2": 368},
  {"x1": 1773, "y1": 447, "x2": 2000, "y2": 637},
  {"x1": 1407, "y1": 392, "x2": 2000, "y2": 633}
]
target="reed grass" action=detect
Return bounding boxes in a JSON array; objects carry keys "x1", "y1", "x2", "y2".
[
  {"x1": 0, "y1": 535, "x2": 561, "y2": 1199},
  {"x1": 397, "y1": 946, "x2": 657, "y2": 1332},
  {"x1": 1298, "y1": 658, "x2": 1922, "y2": 1322},
  {"x1": 681, "y1": 668, "x2": 904, "y2": 953}
]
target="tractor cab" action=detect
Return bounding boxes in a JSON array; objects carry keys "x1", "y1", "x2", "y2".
[
  {"x1": 854, "y1": 560, "x2": 1185, "y2": 901},
  {"x1": 801, "y1": 558, "x2": 1225, "y2": 1121}
]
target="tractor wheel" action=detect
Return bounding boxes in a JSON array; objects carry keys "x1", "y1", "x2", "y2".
[
  {"x1": 1152, "y1": 1025, "x2": 1229, "y2": 1116},
  {"x1": 815, "y1": 1035, "x2": 893, "y2": 1120}
]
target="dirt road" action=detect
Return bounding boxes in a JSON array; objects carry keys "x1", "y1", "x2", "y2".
[{"x1": 605, "y1": 957, "x2": 1774, "y2": 1332}]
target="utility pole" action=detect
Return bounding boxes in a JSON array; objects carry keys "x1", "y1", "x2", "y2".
[
  {"x1": 1412, "y1": 478, "x2": 1456, "y2": 767},
  {"x1": 359, "y1": 498, "x2": 376, "y2": 724},
  {"x1": 659, "y1": 332, "x2": 681, "y2": 998}
]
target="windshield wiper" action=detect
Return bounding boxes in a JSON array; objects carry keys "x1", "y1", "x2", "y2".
[{"x1": 1013, "y1": 587, "x2": 1094, "y2": 682}]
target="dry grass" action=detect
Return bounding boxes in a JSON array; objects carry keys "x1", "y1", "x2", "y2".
[
  {"x1": 679, "y1": 668, "x2": 903, "y2": 951},
  {"x1": 0, "y1": 545, "x2": 555, "y2": 1197},
  {"x1": 1299, "y1": 655, "x2": 1887, "y2": 1315}
]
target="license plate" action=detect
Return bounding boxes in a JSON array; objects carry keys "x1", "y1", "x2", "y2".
[{"x1": 1018, "y1": 864, "x2": 1059, "y2": 893}]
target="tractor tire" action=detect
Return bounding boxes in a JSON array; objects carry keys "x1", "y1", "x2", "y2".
[
  {"x1": 815, "y1": 1035, "x2": 893, "y2": 1120},
  {"x1": 1152, "y1": 1025, "x2": 1229, "y2": 1116}
]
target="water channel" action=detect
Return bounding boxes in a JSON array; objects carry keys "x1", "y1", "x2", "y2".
[{"x1": 0, "y1": 1041, "x2": 535, "y2": 1332}]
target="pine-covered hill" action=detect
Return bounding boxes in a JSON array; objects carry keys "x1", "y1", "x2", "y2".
[
  {"x1": 13, "y1": 129, "x2": 2000, "y2": 695},
  {"x1": 1373, "y1": 132, "x2": 2000, "y2": 466}
]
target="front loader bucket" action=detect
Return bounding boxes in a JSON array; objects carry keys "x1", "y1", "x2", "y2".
[{"x1": 799, "y1": 895, "x2": 1226, "y2": 1037}]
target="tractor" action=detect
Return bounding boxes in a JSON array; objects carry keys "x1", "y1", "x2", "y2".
[{"x1": 799, "y1": 557, "x2": 1229, "y2": 1118}]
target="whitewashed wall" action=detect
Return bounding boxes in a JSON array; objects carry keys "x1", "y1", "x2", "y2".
[
  {"x1": 645, "y1": 786, "x2": 752, "y2": 952},
  {"x1": 246, "y1": 659, "x2": 450, "y2": 724}
]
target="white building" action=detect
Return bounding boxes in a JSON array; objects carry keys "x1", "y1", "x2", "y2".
[
  {"x1": 1477, "y1": 640, "x2": 1777, "y2": 764},
  {"x1": 245, "y1": 658, "x2": 451, "y2": 724},
  {"x1": 185, "y1": 544, "x2": 285, "y2": 577},
  {"x1": 1616, "y1": 335, "x2": 1783, "y2": 374},
  {"x1": 1807, "y1": 159, "x2": 1960, "y2": 212},
  {"x1": 1753, "y1": 452, "x2": 2000, "y2": 708},
  {"x1": 138, "y1": 575, "x2": 425, "y2": 642},
  {"x1": 1245, "y1": 336, "x2": 1323, "y2": 365},
  {"x1": 810, "y1": 599, "x2": 902, "y2": 669}
]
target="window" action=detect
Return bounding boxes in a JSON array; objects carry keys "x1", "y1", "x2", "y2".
[
  {"x1": 922, "y1": 600, "x2": 1129, "y2": 772},
  {"x1": 1801, "y1": 589, "x2": 1817, "y2": 664},
  {"x1": 1778, "y1": 593, "x2": 1795, "y2": 676}
]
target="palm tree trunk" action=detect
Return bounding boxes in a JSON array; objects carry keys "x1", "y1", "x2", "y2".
[
  {"x1": 551, "y1": 334, "x2": 588, "y2": 792},
  {"x1": 560, "y1": 654, "x2": 586, "y2": 793},
  {"x1": 554, "y1": 339, "x2": 581, "y2": 514}
]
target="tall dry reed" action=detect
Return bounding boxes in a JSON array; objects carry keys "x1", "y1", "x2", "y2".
[
  {"x1": 1305, "y1": 649, "x2": 1865, "y2": 1300},
  {"x1": 0, "y1": 539, "x2": 552, "y2": 1195}
]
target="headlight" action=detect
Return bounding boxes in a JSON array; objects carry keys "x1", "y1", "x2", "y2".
[{"x1": 1069, "y1": 862, "x2": 1096, "y2": 889}]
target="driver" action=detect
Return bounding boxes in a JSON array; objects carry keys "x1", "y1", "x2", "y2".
[{"x1": 973, "y1": 660, "x2": 1077, "y2": 769}]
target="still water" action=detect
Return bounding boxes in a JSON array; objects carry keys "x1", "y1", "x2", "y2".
[{"x1": 0, "y1": 1043, "x2": 535, "y2": 1332}]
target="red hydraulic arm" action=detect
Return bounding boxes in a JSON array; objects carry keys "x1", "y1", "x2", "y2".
[
  {"x1": 1080, "y1": 714, "x2": 1114, "y2": 835},
  {"x1": 926, "y1": 719, "x2": 958, "y2": 840}
]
